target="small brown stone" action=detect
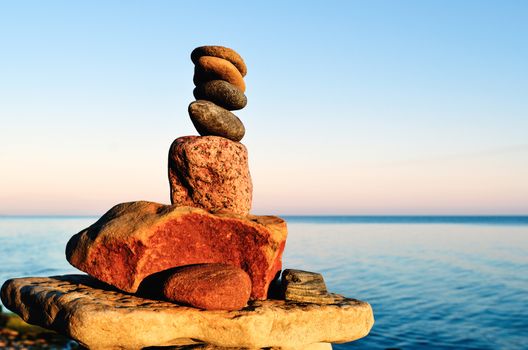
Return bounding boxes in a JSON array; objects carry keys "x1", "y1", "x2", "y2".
[
  {"x1": 193, "y1": 80, "x2": 247, "y2": 111},
  {"x1": 191, "y1": 45, "x2": 247, "y2": 76},
  {"x1": 194, "y1": 56, "x2": 246, "y2": 92},
  {"x1": 188, "y1": 100, "x2": 245, "y2": 142},
  {"x1": 160, "y1": 264, "x2": 251, "y2": 311}
]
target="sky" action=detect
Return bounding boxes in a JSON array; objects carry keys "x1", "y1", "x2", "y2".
[{"x1": 1, "y1": 1, "x2": 527, "y2": 215}]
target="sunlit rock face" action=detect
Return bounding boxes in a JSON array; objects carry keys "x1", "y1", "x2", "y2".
[
  {"x1": 66, "y1": 201, "x2": 287, "y2": 299},
  {"x1": 168, "y1": 136, "x2": 252, "y2": 216}
]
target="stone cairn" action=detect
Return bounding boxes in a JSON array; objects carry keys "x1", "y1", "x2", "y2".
[
  {"x1": 1, "y1": 45, "x2": 373, "y2": 350},
  {"x1": 189, "y1": 45, "x2": 248, "y2": 142}
]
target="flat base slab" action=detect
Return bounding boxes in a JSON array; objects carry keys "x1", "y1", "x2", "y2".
[{"x1": 1, "y1": 275, "x2": 374, "y2": 350}]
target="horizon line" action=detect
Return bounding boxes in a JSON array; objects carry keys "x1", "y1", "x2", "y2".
[{"x1": 1, "y1": 214, "x2": 528, "y2": 218}]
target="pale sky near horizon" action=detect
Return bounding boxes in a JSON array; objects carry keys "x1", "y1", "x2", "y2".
[{"x1": 1, "y1": 1, "x2": 527, "y2": 215}]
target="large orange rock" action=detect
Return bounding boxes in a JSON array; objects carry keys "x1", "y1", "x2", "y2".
[
  {"x1": 168, "y1": 136, "x2": 252, "y2": 216},
  {"x1": 65, "y1": 201, "x2": 287, "y2": 299}
]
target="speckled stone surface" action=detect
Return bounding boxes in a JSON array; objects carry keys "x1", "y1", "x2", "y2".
[
  {"x1": 169, "y1": 136, "x2": 252, "y2": 215},
  {"x1": 1, "y1": 275, "x2": 374, "y2": 350},
  {"x1": 189, "y1": 100, "x2": 245, "y2": 141}
]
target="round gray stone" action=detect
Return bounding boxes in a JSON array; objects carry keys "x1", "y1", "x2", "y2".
[
  {"x1": 188, "y1": 100, "x2": 245, "y2": 142},
  {"x1": 193, "y1": 80, "x2": 247, "y2": 111}
]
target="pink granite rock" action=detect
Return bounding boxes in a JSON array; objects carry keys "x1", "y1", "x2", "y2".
[
  {"x1": 160, "y1": 263, "x2": 251, "y2": 310},
  {"x1": 168, "y1": 136, "x2": 252, "y2": 216},
  {"x1": 66, "y1": 201, "x2": 287, "y2": 299}
]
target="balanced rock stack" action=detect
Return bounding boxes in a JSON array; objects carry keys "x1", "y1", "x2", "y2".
[
  {"x1": 1, "y1": 45, "x2": 374, "y2": 350},
  {"x1": 170, "y1": 46, "x2": 252, "y2": 216},
  {"x1": 66, "y1": 46, "x2": 284, "y2": 307},
  {"x1": 189, "y1": 45, "x2": 248, "y2": 142}
]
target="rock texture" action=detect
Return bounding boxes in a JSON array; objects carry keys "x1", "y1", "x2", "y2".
[
  {"x1": 281, "y1": 269, "x2": 343, "y2": 304},
  {"x1": 191, "y1": 45, "x2": 247, "y2": 77},
  {"x1": 194, "y1": 56, "x2": 246, "y2": 92},
  {"x1": 189, "y1": 100, "x2": 245, "y2": 141},
  {"x1": 194, "y1": 80, "x2": 247, "y2": 111},
  {"x1": 168, "y1": 136, "x2": 252, "y2": 215},
  {"x1": 158, "y1": 264, "x2": 252, "y2": 311},
  {"x1": 1, "y1": 275, "x2": 374, "y2": 350},
  {"x1": 65, "y1": 201, "x2": 285, "y2": 299}
]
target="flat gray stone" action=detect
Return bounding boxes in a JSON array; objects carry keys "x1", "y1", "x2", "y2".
[
  {"x1": 1, "y1": 275, "x2": 374, "y2": 350},
  {"x1": 282, "y1": 269, "x2": 327, "y2": 285},
  {"x1": 193, "y1": 80, "x2": 247, "y2": 111},
  {"x1": 281, "y1": 270, "x2": 343, "y2": 305},
  {"x1": 188, "y1": 100, "x2": 245, "y2": 142}
]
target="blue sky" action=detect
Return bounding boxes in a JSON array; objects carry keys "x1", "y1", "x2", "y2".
[{"x1": 1, "y1": 1, "x2": 527, "y2": 215}]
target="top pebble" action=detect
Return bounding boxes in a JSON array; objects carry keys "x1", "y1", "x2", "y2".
[{"x1": 191, "y1": 45, "x2": 247, "y2": 77}]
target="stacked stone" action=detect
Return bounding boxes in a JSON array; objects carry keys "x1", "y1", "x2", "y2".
[
  {"x1": 188, "y1": 46, "x2": 248, "y2": 142},
  {"x1": 281, "y1": 269, "x2": 344, "y2": 304},
  {"x1": 64, "y1": 47, "x2": 276, "y2": 312},
  {"x1": 1, "y1": 45, "x2": 374, "y2": 349},
  {"x1": 60, "y1": 46, "x2": 341, "y2": 312}
]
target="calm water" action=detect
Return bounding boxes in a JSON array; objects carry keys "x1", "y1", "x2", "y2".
[{"x1": 1, "y1": 216, "x2": 527, "y2": 349}]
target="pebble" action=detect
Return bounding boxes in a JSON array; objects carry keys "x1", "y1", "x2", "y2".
[
  {"x1": 162, "y1": 263, "x2": 252, "y2": 311},
  {"x1": 191, "y1": 45, "x2": 247, "y2": 76},
  {"x1": 281, "y1": 269, "x2": 343, "y2": 304},
  {"x1": 188, "y1": 100, "x2": 245, "y2": 142},
  {"x1": 193, "y1": 80, "x2": 247, "y2": 111},
  {"x1": 194, "y1": 56, "x2": 246, "y2": 92},
  {"x1": 283, "y1": 269, "x2": 328, "y2": 285}
]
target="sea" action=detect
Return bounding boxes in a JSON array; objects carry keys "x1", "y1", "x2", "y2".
[{"x1": 0, "y1": 216, "x2": 527, "y2": 350}]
